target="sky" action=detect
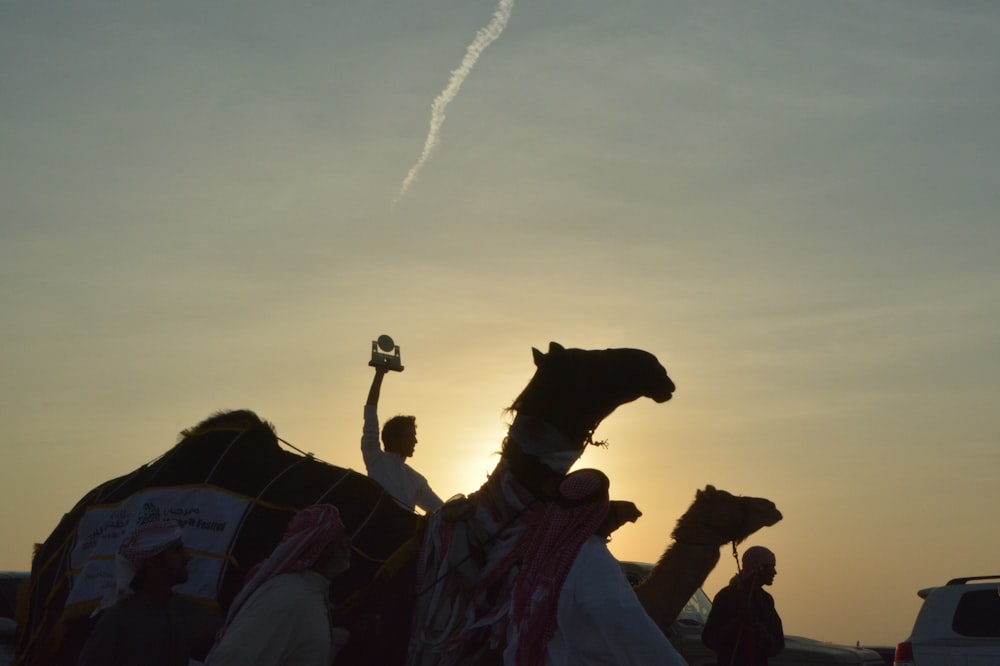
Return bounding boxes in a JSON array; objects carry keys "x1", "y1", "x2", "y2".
[{"x1": 2, "y1": 0, "x2": 998, "y2": 650}]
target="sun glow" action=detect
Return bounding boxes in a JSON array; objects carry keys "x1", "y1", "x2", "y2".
[{"x1": 428, "y1": 421, "x2": 509, "y2": 500}]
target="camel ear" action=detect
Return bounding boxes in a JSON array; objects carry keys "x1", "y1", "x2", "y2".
[
  {"x1": 533, "y1": 342, "x2": 565, "y2": 366},
  {"x1": 532, "y1": 347, "x2": 544, "y2": 366},
  {"x1": 704, "y1": 485, "x2": 716, "y2": 493}
]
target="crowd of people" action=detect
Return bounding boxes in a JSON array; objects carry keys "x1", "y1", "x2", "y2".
[{"x1": 74, "y1": 365, "x2": 784, "y2": 666}]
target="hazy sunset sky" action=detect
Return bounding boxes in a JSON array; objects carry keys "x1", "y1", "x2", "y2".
[{"x1": 2, "y1": 0, "x2": 998, "y2": 649}]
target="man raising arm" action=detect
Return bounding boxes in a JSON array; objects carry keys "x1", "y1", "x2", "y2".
[{"x1": 361, "y1": 366, "x2": 443, "y2": 513}]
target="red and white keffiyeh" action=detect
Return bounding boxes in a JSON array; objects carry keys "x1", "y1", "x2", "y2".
[
  {"x1": 407, "y1": 459, "x2": 609, "y2": 666},
  {"x1": 508, "y1": 469, "x2": 610, "y2": 666},
  {"x1": 94, "y1": 520, "x2": 185, "y2": 614}
]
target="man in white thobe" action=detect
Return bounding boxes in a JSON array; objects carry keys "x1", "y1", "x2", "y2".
[{"x1": 547, "y1": 535, "x2": 688, "y2": 665}]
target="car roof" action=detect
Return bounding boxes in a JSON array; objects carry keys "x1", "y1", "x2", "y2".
[
  {"x1": 917, "y1": 575, "x2": 1000, "y2": 600},
  {"x1": 917, "y1": 575, "x2": 1000, "y2": 599},
  {"x1": 946, "y1": 575, "x2": 1000, "y2": 585}
]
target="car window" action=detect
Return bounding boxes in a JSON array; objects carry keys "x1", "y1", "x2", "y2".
[
  {"x1": 0, "y1": 574, "x2": 27, "y2": 621},
  {"x1": 952, "y1": 589, "x2": 1000, "y2": 638},
  {"x1": 677, "y1": 587, "x2": 711, "y2": 625}
]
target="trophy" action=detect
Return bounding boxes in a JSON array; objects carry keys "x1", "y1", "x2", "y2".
[{"x1": 369, "y1": 334, "x2": 404, "y2": 372}]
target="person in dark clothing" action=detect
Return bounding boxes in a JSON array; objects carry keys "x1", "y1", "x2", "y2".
[{"x1": 702, "y1": 545, "x2": 785, "y2": 666}]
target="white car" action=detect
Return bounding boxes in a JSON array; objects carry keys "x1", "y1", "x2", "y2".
[
  {"x1": 621, "y1": 562, "x2": 886, "y2": 666},
  {"x1": 893, "y1": 575, "x2": 1000, "y2": 666}
]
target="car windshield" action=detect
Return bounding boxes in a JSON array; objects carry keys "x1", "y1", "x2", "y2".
[
  {"x1": 677, "y1": 587, "x2": 711, "y2": 625},
  {"x1": 618, "y1": 561, "x2": 712, "y2": 626}
]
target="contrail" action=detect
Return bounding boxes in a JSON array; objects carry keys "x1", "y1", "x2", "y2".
[{"x1": 392, "y1": 0, "x2": 514, "y2": 209}]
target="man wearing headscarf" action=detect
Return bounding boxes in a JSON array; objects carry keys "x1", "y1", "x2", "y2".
[
  {"x1": 702, "y1": 545, "x2": 785, "y2": 666},
  {"x1": 509, "y1": 469, "x2": 688, "y2": 666},
  {"x1": 78, "y1": 520, "x2": 222, "y2": 666},
  {"x1": 206, "y1": 503, "x2": 352, "y2": 666}
]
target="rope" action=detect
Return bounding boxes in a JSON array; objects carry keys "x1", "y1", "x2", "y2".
[
  {"x1": 329, "y1": 532, "x2": 423, "y2": 622},
  {"x1": 349, "y1": 492, "x2": 393, "y2": 543},
  {"x1": 728, "y1": 567, "x2": 761, "y2": 666},
  {"x1": 205, "y1": 430, "x2": 247, "y2": 484},
  {"x1": 217, "y1": 437, "x2": 314, "y2": 590},
  {"x1": 312, "y1": 467, "x2": 357, "y2": 505}
]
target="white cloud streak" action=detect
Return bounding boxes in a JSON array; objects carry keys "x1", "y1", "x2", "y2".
[{"x1": 392, "y1": 0, "x2": 514, "y2": 209}]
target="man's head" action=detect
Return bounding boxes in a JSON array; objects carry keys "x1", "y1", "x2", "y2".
[
  {"x1": 381, "y1": 415, "x2": 417, "y2": 458},
  {"x1": 247, "y1": 504, "x2": 350, "y2": 583},
  {"x1": 286, "y1": 504, "x2": 351, "y2": 580},
  {"x1": 311, "y1": 527, "x2": 352, "y2": 581},
  {"x1": 741, "y1": 545, "x2": 777, "y2": 586},
  {"x1": 117, "y1": 520, "x2": 189, "y2": 595}
]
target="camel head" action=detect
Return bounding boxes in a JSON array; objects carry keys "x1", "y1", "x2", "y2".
[
  {"x1": 507, "y1": 342, "x2": 675, "y2": 452},
  {"x1": 671, "y1": 485, "x2": 782, "y2": 546}
]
